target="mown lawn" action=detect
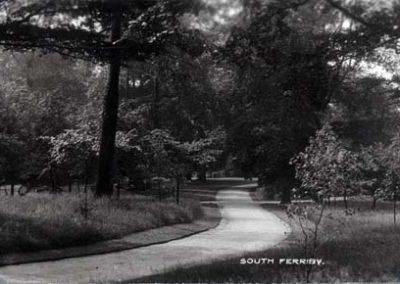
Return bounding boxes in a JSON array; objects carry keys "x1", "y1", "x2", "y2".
[
  {"x1": 0, "y1": 193, "x2": 203, "y2": 255},
  {"x1": 139, "y1": 199, "x2": 400, "y2": 283}
]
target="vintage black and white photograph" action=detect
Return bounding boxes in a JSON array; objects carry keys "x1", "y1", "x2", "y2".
[{"x1": 0, "y1": 0, "x2": 399, "y2": 283}]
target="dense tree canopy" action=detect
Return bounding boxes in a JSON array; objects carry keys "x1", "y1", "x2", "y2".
[
  {"x1": 0, "y1": 0, "x2": 400, "y2": 202},
  {"x1": 0, "y1": 0, "x2": 205, "y2": 61}
]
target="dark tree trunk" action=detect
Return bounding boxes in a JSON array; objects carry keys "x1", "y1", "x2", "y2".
[
  {"x1": 96, "y1": 4, "x2": 122, "y2": 197},
  {"x1": 176, "y1": 176, "x2": 180, "y2": 205},
  {"x1": 158, "y1": 180, "x2": 162, "y2": 201},
  {"x1": 116, "y1": 185, "x2": 120, "y2": 199},
  {"x1": 372, "y1": 196, "x2": 377, "y2": 209},
  {"x1": 279, "y1": 167, "x2": 295, "y2": 204},
  {"x1": 394, "y1": 193, "x2": 397, "y2": 225},
  {"x1": 344, "y1": 191, "x2": 348, "y2": 210},
  {"x1": 198, "y1": 168, "x2": 206, "y2": 181},
  {"x1": 84, "y1": 162, "x2": 89, "y2": 193},
  {"x1": 68, "y1": 177, "x2": 72, "y2": 193},
  {"x1": 280, "y1": 186, "x2": 291, "y2": 204},
  {"x1": 152, "y1": 73, "x2": 161, "y2": 129},
  {"x1": 10, "y1": 183, "x2": 14, "y2": 196},
  {"x1": 50, "y1": 164, "x2": 56, "y2": 192}
]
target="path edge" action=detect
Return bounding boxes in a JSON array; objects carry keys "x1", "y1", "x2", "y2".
[{"x1": 0, "y1": 205, "x2": 221, "y2": 267}]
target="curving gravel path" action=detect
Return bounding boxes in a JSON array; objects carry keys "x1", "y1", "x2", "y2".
[{"x1": 0, "y1": 183, "x2": 291, "y2": 284}]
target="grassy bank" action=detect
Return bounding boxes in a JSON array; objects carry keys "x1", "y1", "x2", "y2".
[
  {"x1": 0, "y1": 193, "x2": 202, "y2": 255},
  {"x1": 140, "y1": 200, "x2": 400, "y2": 283}
]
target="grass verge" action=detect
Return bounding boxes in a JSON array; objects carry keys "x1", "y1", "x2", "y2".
[{"x1": 0, "y1": 193, "x2": 203, "y2": 255}]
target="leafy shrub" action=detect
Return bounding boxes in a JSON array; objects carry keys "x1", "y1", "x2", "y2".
[{"x1": 290, "y1": 124, "x2": 361, "y2": 203}]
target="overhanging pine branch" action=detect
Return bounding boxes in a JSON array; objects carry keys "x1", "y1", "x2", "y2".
[{"x1": 324, "y1": 0, "x2": 378, "y2": 28}]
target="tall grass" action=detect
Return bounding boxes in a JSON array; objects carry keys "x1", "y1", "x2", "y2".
[
  {"x1": 0, "y1": 193, "x2": 203, "y2": 254},
  {"x1": 315, "y1": 208, "x2": 400, "y2": 282}
]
